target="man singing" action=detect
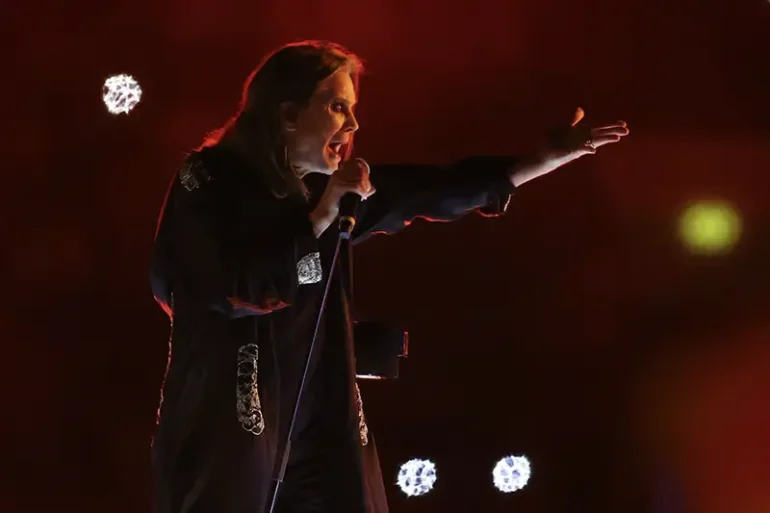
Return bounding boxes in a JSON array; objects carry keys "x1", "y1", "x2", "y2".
[{"x1": 149, "y1": 40, "x2": 629, "y2": 513}]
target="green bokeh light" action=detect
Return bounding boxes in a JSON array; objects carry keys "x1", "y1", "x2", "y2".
[{"x1": 679, "y1": 200, "x2": 742, "y2": 255}]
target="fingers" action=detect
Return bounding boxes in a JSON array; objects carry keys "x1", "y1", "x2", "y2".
[
  {"x1": 560, "y1": 110, "x2": 629, "y2": 155},
  {"x1": 338, "y1": 158, "x2": 370, "y2": 180},
  {"x1": 594, "y1": 120, "x2": 628, "y2": 130},
  {"x1": 570, "y1": 106, "x2": 628, "y2": 133},
  {"x1": 334, "y1": 178, "x2": 375, "y2": 198},
  {"x1": 350, "y1": 157, "x2": 370, "y2": 174},
  {"x1": 354, "y1": 180, "x2": 376, "y2": 200},
  {"x1": 333, "y1": 159, "x2": 376, "y2": 199},
  {"x1": 589, "y1": 135, "x2": 622, "y2": 148},
  {"x1": 591, "y1": 125, "x2": 629, "y2": 138},
  {"x1": 589, "y1": 123, "x2": 629, "y2": 148}
]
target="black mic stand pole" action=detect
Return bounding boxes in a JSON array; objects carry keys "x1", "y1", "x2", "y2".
[{"x1": 267, "y1": 207, "x2": 358, "y2": 513}]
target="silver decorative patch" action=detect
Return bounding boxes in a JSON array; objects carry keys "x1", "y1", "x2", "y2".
[
  {"x1": 236, "y1": 343, "x2": 265, "y2": 435},
  {"x1": 178, "y1": 159, "x2": 210, "y2": 192},
  {"x1": 297, "y1": 252, "x2": 322, "y2": 285},
  {"x1": 355, "y1": 383, "x2": 369, "y2": 446}
]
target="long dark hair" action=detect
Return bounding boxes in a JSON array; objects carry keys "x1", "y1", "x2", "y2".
[{"x1": 200, "y1": 40, "x2": 364, "y2": 198}]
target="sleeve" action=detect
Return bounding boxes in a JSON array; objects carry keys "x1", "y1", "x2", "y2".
[
  {"x1": 352, "y1": 155, "x2": 517, "y2": 244},
  {"x1": 165, "y1": 155, "x2": 318, "y2": 318}
]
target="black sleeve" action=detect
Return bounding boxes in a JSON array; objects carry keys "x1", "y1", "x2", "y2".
[
  {"x1": 352, "y1": 156, "x2": 517, "y2": 244},
  {"x1": 161, "y1": 155, "x2": 318, "y2": 318}
]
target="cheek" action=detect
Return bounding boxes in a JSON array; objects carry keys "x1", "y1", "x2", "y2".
[
  {"x1": 292, "y1": 109, "x2": 345, "y2": 162},
  {"x1": 316, "y1": 113, "x2": 343, "y2": 139},
  {"x1": 313, "y1": 109, "x2": 345, "y2": 134},
  {"x1": 296, "y1": 118, "x2": 333, "y2": 149}
]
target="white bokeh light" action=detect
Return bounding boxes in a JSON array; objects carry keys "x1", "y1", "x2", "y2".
[
  {"x1": 492, "y1": 455, "x2": 531, "y2": 493},
  {"x1": 396, "y1": 458, "x2": 437, "y2": 497},
  {"x1": 102, "y1": 74, "x2": 142, "y2": 114}
]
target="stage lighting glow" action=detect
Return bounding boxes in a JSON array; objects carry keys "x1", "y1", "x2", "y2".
[
  {"x1": 102, "y1": 74, "x2": 142, "y2": 114},
  {"x1": 492, "y1": 455, "x2": 531, "y2": 493},
  {"x1": 678, "y1": 200, "x2": 741, "y2": 255},
  {"x1": 396, "y1": 458, "x2": 437, "y2": 497}
]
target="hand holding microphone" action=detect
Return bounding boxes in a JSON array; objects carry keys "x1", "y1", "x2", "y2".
[
  {"x1": 309, "y1": 158, "x2": 376, "y2": 238},
  {"x1": 329, "y1": 157, "x2": 375, "y2": 201}
]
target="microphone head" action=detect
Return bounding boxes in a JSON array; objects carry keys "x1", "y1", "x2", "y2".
[
  {"x1": 338, "y1": 192, "x2": 362, "y2": 238},
  {"x1": 337, "y1": 158, "x2": 368, "y2": 238}
]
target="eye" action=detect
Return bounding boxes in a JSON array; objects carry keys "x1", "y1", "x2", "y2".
[{"x1": 331, "y1": 102, "x2": 346, "y2": 113}]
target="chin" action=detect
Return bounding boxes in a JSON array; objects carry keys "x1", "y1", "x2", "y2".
[
  {"x1": 307, "y1": 165, "x2": 335, "y2": 176},
  {"x1": 294, "y1": 161, "x2": 332, "y2": 177},
  {"x1": 318, "y1": 158, "x2": 339, "y2": 175}
]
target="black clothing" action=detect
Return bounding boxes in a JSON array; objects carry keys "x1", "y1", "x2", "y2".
[{"x1": 149, "y1": 145, "x2": 516, "y2": 513}]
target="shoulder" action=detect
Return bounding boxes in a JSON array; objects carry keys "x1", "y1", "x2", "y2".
[
  {"x1": 177, "y1": 144, "x2": 242, "y2": 190},
  {"x1": 173, "y1": 146, "x2": 288, "y2": 215},
  {"x1": 177, "y1": 152, "x2": 213, "y2": 192},
  {"x1": 174, "y1": 145, "x2": 248, "y2": 197}
]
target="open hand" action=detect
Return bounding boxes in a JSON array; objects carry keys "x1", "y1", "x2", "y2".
[
  {"x1": 543, "y1": 107, "x2": 629, "y2": 164},
  {"x1": 509, "y1": 108, "x2": 629, "y2": 187}
]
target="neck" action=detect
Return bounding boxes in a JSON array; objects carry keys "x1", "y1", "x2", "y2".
[{"x1": 292, "y1": 165, "x2": 309, "y2": 178}]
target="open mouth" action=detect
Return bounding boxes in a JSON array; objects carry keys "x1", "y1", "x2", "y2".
[{"x1": 327, "y1": 142, "x2": 343, "y2": 159}]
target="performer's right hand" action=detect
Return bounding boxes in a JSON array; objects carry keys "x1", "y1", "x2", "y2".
[
  {"x1": 326, "y1": 158, "x2": 376, "y2": 203},
  {"x1": 310, "y1": 158, "x2": 376, "y2": 238}
]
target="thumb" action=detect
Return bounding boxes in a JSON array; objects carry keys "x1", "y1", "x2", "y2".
[{"x1": 571, "y1": 107, "x2": 585, "y2": 127}]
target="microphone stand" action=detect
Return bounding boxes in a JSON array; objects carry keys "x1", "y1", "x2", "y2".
[{"x1": 267, "y1": 211, "x2": 358, "y2": 513}]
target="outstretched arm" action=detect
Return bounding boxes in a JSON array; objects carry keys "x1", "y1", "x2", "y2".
[
  {"x1": 351, "y1": 108, "x2": 629, "y2": 243},
  {"x1": 351, "y1": 156, "x2": 517, "y2": 243}
]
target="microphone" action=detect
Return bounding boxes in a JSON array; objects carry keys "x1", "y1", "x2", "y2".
[
  {"x1": 338, "y1": 192, "x2": 361, "y2": 239},
  {"x1": 338, "y1": 158, "x2": 369, "y2": 239}
]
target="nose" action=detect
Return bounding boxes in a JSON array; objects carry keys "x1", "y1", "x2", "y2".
[{"x1": 344, "y1": 112, "x2": 359, "y2": 133}]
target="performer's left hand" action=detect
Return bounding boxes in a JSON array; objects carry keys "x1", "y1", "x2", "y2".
[
  {"x1": 509, "y1": 108, "x2": 629, "y2": 187},
  {"x1": 543, "y1": 107, "x2": 629, "y2": 164}
]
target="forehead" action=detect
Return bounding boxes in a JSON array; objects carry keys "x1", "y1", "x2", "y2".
[{"x1": 312, "y1": 69, "x2": 357, "y2": 103}]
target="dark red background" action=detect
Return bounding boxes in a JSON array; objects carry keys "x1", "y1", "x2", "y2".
[{"x1": 3, "y1": 1, "x2": 769, "y2": 512}]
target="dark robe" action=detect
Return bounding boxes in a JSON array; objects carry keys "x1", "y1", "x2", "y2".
[{"x1": 149, "y1": 145, "x2": 516, "y2": 513}]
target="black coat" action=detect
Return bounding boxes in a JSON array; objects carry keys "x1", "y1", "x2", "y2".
[{"x1": 149, "y1": 145, "x2": 516, "y2": 513}]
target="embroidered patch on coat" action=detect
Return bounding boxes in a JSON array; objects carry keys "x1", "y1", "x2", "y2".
[
  {"x1": 236, "y1": 343, "x2": 265, "y2": 435},
  {"x1": 355, "y1": 383, "x2": 369, "y2": 446},
  {"x1": 178, "y1": 158, "x2": 210, "y2": 192},
  {"x1": 297, "y1": 252, "x2": 322, "y2": 285}
]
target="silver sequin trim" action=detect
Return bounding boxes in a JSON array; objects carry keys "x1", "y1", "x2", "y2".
[
  {"x1": 236, "y1": 343, "x2": 265, "y2": 435},
  {"x1": 178, "y1": 159, "x2": 210, "y2": 192},
  {"x1": 297, "y1": 252, "x2": 323, "y2": 285},
  {"x1": 355, "y1": 383, "x2": 369, "y2": 446}
]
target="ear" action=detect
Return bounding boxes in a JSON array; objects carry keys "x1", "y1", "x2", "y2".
[{"x1": 280, "y1": 101, "x2": 300, "y2": 132}]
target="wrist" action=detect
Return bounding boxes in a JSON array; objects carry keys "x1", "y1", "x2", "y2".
[
  {"x1": 508, "y1": 152, "x2": 564, "y2": 187},
  {"x1": 309, "y1": 204, "x2": 337, "y2": 238},
  {"x1": 508, "y1": 154, "x2": 546, "y2": 187}
]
